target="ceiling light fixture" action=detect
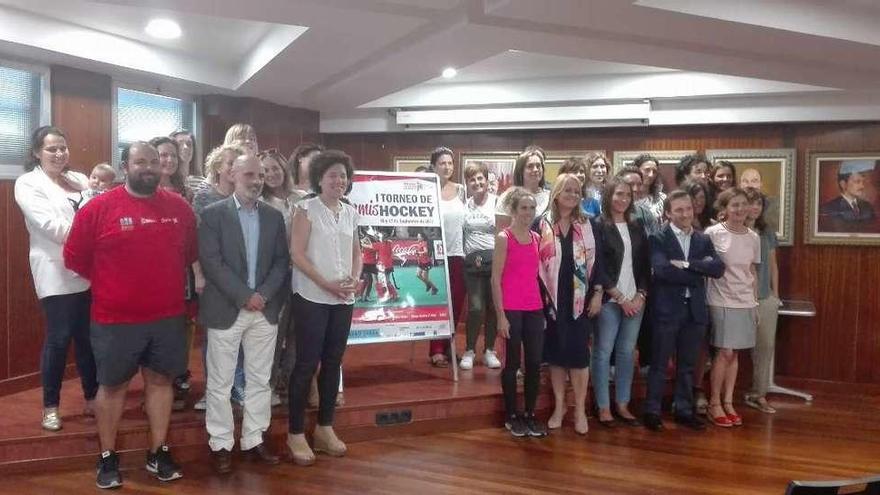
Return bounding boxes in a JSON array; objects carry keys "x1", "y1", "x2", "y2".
[
  {"x1": 145, "y1": 19, "x2": 182, "y2": 40},
  {"x1": 441, "y1": 67, "x2": 457, "y2": 79}
]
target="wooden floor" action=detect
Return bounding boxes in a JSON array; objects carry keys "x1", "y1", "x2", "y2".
[{"x1": 3, "y1": 385, "x2": 879, "y2": 494}]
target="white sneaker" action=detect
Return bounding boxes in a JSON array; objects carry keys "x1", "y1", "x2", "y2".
[
  {"x1": 484, "y1": 350, "x2": 501, "y2": 369},
  {"x1": 193, "y1": 395, "x2": 206, "y2": 411},
  {"x1": 460, "y1": 350, "x2": 475, "y2": 370}
]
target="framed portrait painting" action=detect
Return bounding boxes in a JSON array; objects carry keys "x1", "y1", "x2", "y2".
[
  {"x1": 460, "y1": 152, "x2": 518, "y2": 196},
  {"x1": 706, "y1": 149, "x2": 796, "y2": 246},
  {"x1": 393, "y1": 156, "x2": 431, "y2": 173},
  {"x1": 805, "y1": 151, "x2": 880, "y2": 246},
  {"x1": 612, "y1": 150, "x2": 696, "y2": 195}
]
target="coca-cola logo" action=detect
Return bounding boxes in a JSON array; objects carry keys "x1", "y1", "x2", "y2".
[{"x1": 392, "y1": 245, "x2": 419, "y2": 257}]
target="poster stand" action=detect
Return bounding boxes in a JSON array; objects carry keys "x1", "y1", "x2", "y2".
[{"x1": 344, "y1": 171, "x2": 459, "y2": 383}]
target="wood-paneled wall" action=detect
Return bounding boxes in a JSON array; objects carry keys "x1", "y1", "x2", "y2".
[
  {"x1": 200, "y1": 95, "x2": 320, "y2": 160},
  {"x1": 0, "y1": 66, "x2": 319, "y2": 395},
  {"x1": 0, "y1": 66, "x2": 111, "y2": 395},
  {"x1": 324, "y1": 123, "x2": 880, "y2": 384}
]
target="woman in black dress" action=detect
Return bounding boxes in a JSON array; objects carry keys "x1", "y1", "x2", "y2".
[{"x1": 536, "y1": 174, "x2": 608, "y2": 435}]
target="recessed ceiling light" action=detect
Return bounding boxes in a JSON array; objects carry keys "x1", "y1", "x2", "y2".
[
  {"x1": 145, "y1": 19, "x2": 181, "y2": 40},
  {"x1": 441, "y1": 67, "x2": 457, "y2": 79}
]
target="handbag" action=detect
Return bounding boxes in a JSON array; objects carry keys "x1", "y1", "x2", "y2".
[{"x1": 464, "y1": 249, "x2": 494, "y2": 274}]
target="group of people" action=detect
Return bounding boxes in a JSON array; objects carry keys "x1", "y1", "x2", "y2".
[
  {"x1": 15, "y1": 122, "x2": 784, "y2": 488},
  {"x1": 429, "y1": 146, "x2": 782, "y2": 437},
  {"x1": 16, "y1": 123, "x2": 358, "y2": 489}
]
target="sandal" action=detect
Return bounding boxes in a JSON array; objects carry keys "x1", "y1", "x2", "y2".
[
  {"x1": 708, "y1": 402, "x2": 733, "y2": 428},
  {"x1": 430, "y1": 353, "x2": 449, "y2": 368},
  {"x1": 722, "y1": 402, "x2": 743, "y2": 426},
  {"x1": 744, "y1": 395, "x2": 776, "y2": 414}
]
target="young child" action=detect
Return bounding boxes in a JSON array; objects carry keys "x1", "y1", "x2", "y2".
[
  {"x1": 81, "y1": 163, "x2": 116, "y2": 206},
  {"x1": 490, "y1": 187, "x2": 547, "y2": 438}
]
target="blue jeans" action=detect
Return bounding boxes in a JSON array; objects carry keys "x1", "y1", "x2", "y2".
[{"x1": 591, "y1": 301, "x2": 644, "y2": 409}]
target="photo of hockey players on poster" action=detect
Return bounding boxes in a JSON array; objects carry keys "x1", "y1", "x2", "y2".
[{"x1": 346, "y1": 172, "x2": 453, "y2": 344}]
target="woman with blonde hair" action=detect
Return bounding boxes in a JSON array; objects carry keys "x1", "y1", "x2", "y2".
[
  {"x1": 537, "y1": 173, "x2": 608, "y2": 434},
  {"x1": 223, "y1": 123, "x2": 258, "y2": 156}
]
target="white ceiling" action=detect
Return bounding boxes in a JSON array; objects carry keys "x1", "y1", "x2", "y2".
[{"x1": 1, "y1": 0, "x2": 879, "y2": 132}]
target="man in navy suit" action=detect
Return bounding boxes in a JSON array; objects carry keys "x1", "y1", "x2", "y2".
[
  {"x1": 818, "y1": 159, "x2": 878, "y2": 234},
  {"x1": 643, "y1": 190, "x2": 725, "y2": 432}
]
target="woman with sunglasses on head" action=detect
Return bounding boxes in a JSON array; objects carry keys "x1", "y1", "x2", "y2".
[
  {"x1": 15, "y1": 125, "x2": 98, "y2": 431},
  {"x1": 538, "y1": 174, "x2": 608, "y2": 435}
]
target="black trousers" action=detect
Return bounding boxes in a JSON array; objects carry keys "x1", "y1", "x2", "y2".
[
  {"x1": 287, "y1": 294, "x2": 353, "y2": 434},
  {"x1": 501, "y1": 310, "x2": 545, "y2": 416},
  {"x1": 644, "y1": 304, "x2": 706, "y2": 417},
  {"x1": 40, "y1": 290, "x2": 98, "y2": 407}
]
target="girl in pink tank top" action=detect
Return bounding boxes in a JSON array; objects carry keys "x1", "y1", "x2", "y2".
[{"x1": 490, "y1": 188, "x2": 547, "y2": 438}]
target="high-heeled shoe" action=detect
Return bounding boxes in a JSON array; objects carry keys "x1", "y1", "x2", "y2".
[
  {"x1": 708, "y1": 403, "x2": 733, "y2": 428},
  {"x1": 723, "y1": 402, "x2": 743, "y2": 426}
]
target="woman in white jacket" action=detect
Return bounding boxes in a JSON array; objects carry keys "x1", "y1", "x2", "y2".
[{"x1": 14, "y1": 126, "x2": 97, "y2": 431}]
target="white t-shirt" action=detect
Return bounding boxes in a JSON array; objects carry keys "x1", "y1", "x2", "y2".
[
  {"x1": 704, "y1": 223, "x2": 761, "y2": 309},
  {"x1": 615, "y1": 223, "x2": 637, "y2": 300},
  {"x1": 291, "y1": 197, "x2": 359, "y2": 305},
  {"x1": 440, "y1": 184, "x2": 466, "y2": 257},
  {"x1": 463, "y1": 194, "x2": 497, "y2": 255}
]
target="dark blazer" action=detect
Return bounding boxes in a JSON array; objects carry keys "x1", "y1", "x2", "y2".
[
  {"x1": 649, "y1": 224, "x2": 725, "y2": 325},
  {"x1": 198, "y1": 196, "x2": 290, "y2": 329},
  {"x1": 818, "y1": 196, "x2": 877, "y2": 233},
  {"x1": 599, "y1": 219, "x2": 650, "y2": 303}
]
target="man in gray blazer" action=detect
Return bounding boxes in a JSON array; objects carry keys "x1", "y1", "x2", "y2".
[{"x1": 198, "y1": 154, "x2": 289, "y2": 474}]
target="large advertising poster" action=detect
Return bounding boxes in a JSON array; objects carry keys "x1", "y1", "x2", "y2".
[{"x1": 346, "y1": 171, "x2": 453, "y2": 344}]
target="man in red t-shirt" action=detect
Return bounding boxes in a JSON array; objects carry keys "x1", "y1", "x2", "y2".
[{"x1": 64, "y1": 141, "x2": 197, "y2": 489}]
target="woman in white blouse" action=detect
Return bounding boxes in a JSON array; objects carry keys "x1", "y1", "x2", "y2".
[
  {"x1": 14, "y1": 126, "x2": 98, "y2": 431},
  {"x1": 287, "y1": 150, "x2": 362, "y2": 466}
]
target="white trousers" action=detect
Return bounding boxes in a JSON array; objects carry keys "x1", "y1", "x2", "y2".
[{"x1": 206, "y1": 310, "x2": 277, "y2": 452}]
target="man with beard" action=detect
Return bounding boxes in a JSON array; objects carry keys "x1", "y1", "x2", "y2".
[
  {"x1": 64, "y1": 141, "x2": 197, "y2": 489},
  {"x1": 198, "y1": 154, "x2": 289, "y2": 474}
]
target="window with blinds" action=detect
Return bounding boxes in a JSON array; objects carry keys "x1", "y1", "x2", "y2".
[
  {"x1": 0, "y1": 64, "x2": 43, "y2": 175},
  {"x1": 114, "y1": 87, "x2": 194, "y2": 165}
]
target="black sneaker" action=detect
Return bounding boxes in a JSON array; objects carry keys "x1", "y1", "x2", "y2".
[
  {"x1": 96, "y1": 450, "x2": 122, "y2": 489},
  {"x1": 504, "y1": 414, "x2": 528, "y2": 437},
  {"x1": 145, "y1": 445, "x2": 183, "y2": 482},
  {"x1": 524, "y1": 413, "x2": 548, "y2": 438}
]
